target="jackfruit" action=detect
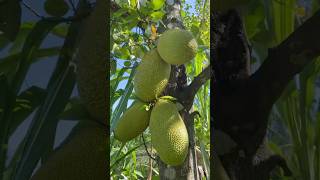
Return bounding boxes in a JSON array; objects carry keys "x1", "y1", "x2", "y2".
[
  {"x1": 157, "y1": 29, "x2": 197, "y2": 65},
  {"x1": 44, "y1": 0, "x2": 69, "y2": 17},
  {"x1": 150, "y1": 98, "x2": 189, "y2": 166},
  {"x1": 114, "y1": 100, "x2": 151, "y2": 142},
  {"x1": 31, "y1": 121, "x2": 107, "y2": 180},
  {"x1": 134, "y1": 49, "x2": 171, "y2": 102},
  {"x1": 76, "y1": 0, "x2": 107, "y2": 124}
]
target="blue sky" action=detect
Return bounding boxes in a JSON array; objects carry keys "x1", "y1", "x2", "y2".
[{"x1": 0, "y1": 0, "x2": 79, "y2": 166}]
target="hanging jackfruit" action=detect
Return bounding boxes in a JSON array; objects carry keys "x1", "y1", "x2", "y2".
[
  {"x1": 114, "y1": 100, "x2": 151, "y2": 142},
  {"x1": 134, "y1": 49, "x2": 171, "y2": 102},
  {"x1": 157, "y1": 29, "x2": 197, "y2": 65},
  {"x1": 150, "y1": 98, "x2": 189, "y2": 166}
]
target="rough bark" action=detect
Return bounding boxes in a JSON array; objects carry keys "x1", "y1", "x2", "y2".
[{"x1": 212, "y1": 9, "x2": 320, "y2": 180}]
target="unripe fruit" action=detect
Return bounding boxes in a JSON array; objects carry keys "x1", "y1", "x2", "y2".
[
  {"x1": 44, "y1": 0, "x2": 69, "y2": 17},
  {"x1": 150, "y1": 98, "x2": 189, "y2": 166},
  {"x1": 31, "y1": 121, "x2": 107, "y2": 180},
  {"x1": 134, "y1": 49, "x2": 171, "y2": 102},
  {"x1": 114, "y1": 100, "x2": 151, "y2": 142},
  {"x1": 157, "y1": 29, "x2": 197, "y2": 65},
  {"x1": 76, "y1": 0, "x2": 107, "y2": 123}
]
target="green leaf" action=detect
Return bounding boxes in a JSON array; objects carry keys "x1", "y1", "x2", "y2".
[
  {"x1": 51, "y1": 24, "x2": 69, "y2": 38},
  {"x1": 191, "y1": 25, "x2": 200, "y2": 37},
  {"x1": 13, "y1": 17, "x2": 81, "y2": 180},
  {"x1": 151, "y1": 0, "x2": 165, "y2": 10},
  {"x1": 14, "y1": 66, "x2": 76, "y2": 180},
  {"x1": 111, "y1": 63, "x2": 137, "y2": 132},
  {"x1": 110, "y1": 58, "x2": 117, "y2": 75},
  {"x1": 0, "y1": 0, "x2": 21, "y2": 41},
  {"x1": 59, "y1": 98, "x2": 91, "y2": 120},
  {"x1": 110, "y1": 142, "x2": 145, "y2": 169},
  {"x1": 150, "y1": 11, "x2": 165, "y2": 22},
  {"x1": 0, "y1": 47, "x2": 61, "y2": 79},
  {"x1": 9, "y1": 86, "x2": 47, "y2": 135},
  {"x1": 124, "y1": 61, "x2": 131, "y2": 67},
  {"x1": 158, "y1": 96, "x2": 177, "y2": 101},
  {"x1": 11, "y1": 19, "x2": 61, "y2": 96},
  {"x1": 9, "y1": 28, "x2": 32, "y2": 54},
  {"x1": 200, "y1": 141, "x2": 210, "y2": 179},
  {"x1": 152, "y1": 176, "x2": 160, "y2": 180}
]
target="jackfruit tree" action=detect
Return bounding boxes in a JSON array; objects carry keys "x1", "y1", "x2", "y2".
[
  {"x1": 0, "y1": 0, "x2": 107, "y2": 180},
  {"x1": 212, "y1": 1, "x2": 320, "y2": 180},
  {"x1": 110, "y1": 0, "x2": 210, "y2": 179}
]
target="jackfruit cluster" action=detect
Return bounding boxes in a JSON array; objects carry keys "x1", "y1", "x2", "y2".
[{"x1": 114, "y1": 28, "x2": 197, "y2": 165}]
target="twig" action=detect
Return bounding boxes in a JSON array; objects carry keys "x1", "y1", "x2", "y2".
[
  {"x1": 142, "y1": 133, "x2": 157, "y2": 161},
  {"x1": 68, "y1": 0, "x2": 77, "y2": 13},
  {"x1": 22, "y1": 0, "x2": 44, "y2": 18}
]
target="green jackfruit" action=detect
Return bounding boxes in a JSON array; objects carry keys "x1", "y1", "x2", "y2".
[
  {"x1": 150, "y1": 98, "x2": 189, "y2": 166},
  {"x1": 134, "y1": 49, "x2": 171, "y2": 102},
  {"x1": 76, "y1": 0, "x2": 107, "y2": 123},
  {"x1": 44, "y1": 0, "x2": 69, "y2": 17},
  {"x1": 114, "y1": 100, "x2": 151, "y2": 142},
  {"x1": 31, "y1": 121, "x2": 107, "y2": 180},
  {"x1": 157, "y1": 29, "x2": 198, "y2": 65}
]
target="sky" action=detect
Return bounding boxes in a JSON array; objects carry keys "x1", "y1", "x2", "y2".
[{"x1": 0, "y1": 0, "x2": 79, "y2": 167}]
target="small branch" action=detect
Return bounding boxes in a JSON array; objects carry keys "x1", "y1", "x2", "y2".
[
  {"x1": 142, "y1": 133, "x2": 157, "y2": 161},
  {"x1": 179, "y1": 66, "x2": 211, "y2": 111},
  {"x1": 22, "y1": 0, "x2": 43, "y2": 18}
]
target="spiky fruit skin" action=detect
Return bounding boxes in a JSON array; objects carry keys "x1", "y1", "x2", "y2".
[
  {"x1": 114, "y1": 100, "x2": 151, "y2": 142},
  {"x1": 134, "y1": 49, "x2": 171, "y2": 102},
  {"x1": 77, "y1": 0, "x2": 107, "y2": 123},
  {"x1": 150, "y1": 99, "x2": 189, "y2": 166},
  {"x1": 157, "y1": 29, "x2": 198, "y2": 65},
  {"x1": 31, "y1": 121, "x2": 107, "y2": 180}
]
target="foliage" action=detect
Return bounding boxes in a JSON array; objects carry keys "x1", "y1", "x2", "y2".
[
  {"x1": 0, "y1": 0, "x2": 100, "y2": 180},
  {"x1": 110, "y1": 0, "x2": 210, "y2": 179},
  {"x1": 241, "y1": 0, "x2": 320, "y2": 179}
]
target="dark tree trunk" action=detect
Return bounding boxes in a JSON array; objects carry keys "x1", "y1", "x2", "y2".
[{"x1": 212, "y1": 8, "x2": 320, "y2": 180}]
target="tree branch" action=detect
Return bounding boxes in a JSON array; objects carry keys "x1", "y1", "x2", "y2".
[
  {"x1": 251, "y1": 10, "x2": 320, "y2": 106},
  {"x1": 179, "y1": 66, "x2": 211, "y2": 111}
]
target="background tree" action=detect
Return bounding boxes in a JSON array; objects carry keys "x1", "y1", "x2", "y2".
[
  {"x1": 213, "y1": 0, "x2": 320, "y2": 179},
  {"x1": 110, "y1": 0, "x2": 210, "y2": 179}
]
